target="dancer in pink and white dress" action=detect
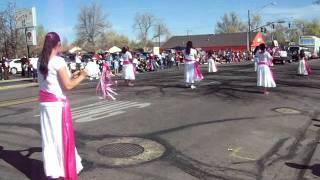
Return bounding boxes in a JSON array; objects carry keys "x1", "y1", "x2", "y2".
[
  {"x1": 183, "y1": 41, "x2": 203, "y2": 89},
  {"x1": 121, "y1": 46, "x2": 135, "y2": 86},
  {"x1": 38, "y1": 32, "x2": 87, "y2": 179},
  {"x1": 256, "y1": 43, "x2": 276, "y2": 95},
  {"x1": 297, "y1": 50, "x2": 311, "y2": 76},
  {"x1": 207, "y1": 51, "x2": 218, "y2": 73}
]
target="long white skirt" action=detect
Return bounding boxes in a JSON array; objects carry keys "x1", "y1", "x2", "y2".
[
  {"x1": 208, "y1": 60, "x2": 217, "y2": 73},
  {"x1": 40, "y1": 102, "x2": 83, "y2": 178},
  {"x1": 254, "y1": 62, "x2": 257, "y2": 72},
  {"x1": 122, "y1": 64, "x2": 135, "y2": 80},
  {"x1": 297, "y1": 60, "x2": 308, "y2": 75},
  {"x1": 185, "y1": 63, "x2": 196, "y2": 84},
  {"x1": 257, "y1": 65, "x2": 276, "y2": 88}
]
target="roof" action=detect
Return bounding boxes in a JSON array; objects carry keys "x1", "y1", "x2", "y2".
[{"x1": 161, "y1": 32, "x2": 260, "y2": 49}]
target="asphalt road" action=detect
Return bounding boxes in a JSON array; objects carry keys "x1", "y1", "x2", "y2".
[{"x1": 0, "y1": 61, "x2": 320, "y2": 180}]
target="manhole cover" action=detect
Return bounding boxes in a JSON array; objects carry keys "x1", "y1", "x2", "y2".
[
  {"x1": 98, "y1": 143, "x2": 144, "y2": 158},
  {"x1": 273, "y1": 107, "x2": 302, "y2": 114},
  {"x1": 85, "y1": 137, "x2": 166, "y2": 167}
]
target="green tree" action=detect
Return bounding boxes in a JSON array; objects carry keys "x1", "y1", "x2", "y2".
[
  {"x1": 215, "y1": 12, "x2": 247, "y2": 33},
  {"x1": 304, "y1": 18, "x2": 320, "y2": 36}
]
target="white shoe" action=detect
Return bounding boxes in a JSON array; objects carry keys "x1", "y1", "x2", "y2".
[{"x1": 191, "y1": 85, "x2": 196, "y2": 89}]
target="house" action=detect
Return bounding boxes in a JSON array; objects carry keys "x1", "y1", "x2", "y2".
[{"x1": 161, "y1": 32, "x2": 265, "y2": 52}]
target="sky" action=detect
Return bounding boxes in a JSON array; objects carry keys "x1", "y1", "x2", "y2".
[{"x1": 1, "y1": 0, "x2": 319, "y2": 43}]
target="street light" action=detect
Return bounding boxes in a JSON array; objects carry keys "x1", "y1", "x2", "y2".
[{"x1": 247, "y1": 1, "x2": 277, "y2": 51}]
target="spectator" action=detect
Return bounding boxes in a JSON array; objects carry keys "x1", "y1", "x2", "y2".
[
  {"x1": 21, "y1": 56, "x2": 28, "y2": 77},
  {"x1": 30, "y1": 58, "x2": 38, "y2": 82},
  {"x1": 0, "y1": 57, "x2": 4, "y2": 80},
  {"x1": 75, "y1": 52, "x2": 82, "y2": 70},
  {"x1": 3, "y1": 57, "x2": 10, "y2": 80}
]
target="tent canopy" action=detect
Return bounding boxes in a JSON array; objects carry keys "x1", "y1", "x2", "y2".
[
  {"x1": 69, "y1": 46, "x2": 82, "y2": 53},
  {"x1": 108, "y1": 46, "x2": 121, "y2": 53}
]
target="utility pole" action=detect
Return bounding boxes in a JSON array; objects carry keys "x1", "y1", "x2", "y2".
[
  {"x1": 248, "y1": 10, "x2": 251, "y2": 52},
  {"x1": 187, "y1": 29, "x2": 191, "y2": 40},
  {"x1": 158, "y1": 24, "x2": 161, "y2": 48}
]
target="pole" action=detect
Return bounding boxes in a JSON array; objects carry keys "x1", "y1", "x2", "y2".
[
  {"x1": 24, "y1": 28, "x2": 30, "y2": 58},
  {"x1": 158, "y1": 25, "x2": 161, "y2": 48},
  {"x1": 248, "y1": 10, "x2": 251, "y2": 52}
]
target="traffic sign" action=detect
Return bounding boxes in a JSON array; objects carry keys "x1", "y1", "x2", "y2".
[{"x1": 16, "y1": 7, "x2": 37, "y2": 29}]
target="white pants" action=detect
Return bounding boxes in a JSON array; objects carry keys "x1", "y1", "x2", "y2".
[
  {"x1": 297, "y1": 60, "x2": 308, "y2": 75},
  {"x1": 122, "y1": 64, "x2": 135, "y2": 80},
  {"x1": 208, "y1": 60, "x2": 217, "y2": 73},
  {"x1": 185, "y1": 63, "x2": 196, "y2": 84},
  {"x1": 40, "y1": 102, "x2": 83, "y2": 178}
]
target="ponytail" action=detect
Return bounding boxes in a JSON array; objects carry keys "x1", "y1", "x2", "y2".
[
  {"x1": 186, "y1": 41, "x2": 193, "y2": 55},
  {"x1": 39, "y1": 32, "x2": 61, "y2": 79}
]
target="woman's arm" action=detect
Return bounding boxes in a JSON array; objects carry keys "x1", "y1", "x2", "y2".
[{"x1": 58, "y1": 67, "x2": 87, "y2": 90}]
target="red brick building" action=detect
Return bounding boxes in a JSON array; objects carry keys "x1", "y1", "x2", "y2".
[{"x1": 162, "y1": 32, "x2": 265, "y2": 52}]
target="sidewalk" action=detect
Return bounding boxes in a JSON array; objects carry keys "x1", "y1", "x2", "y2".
[{"x1": 0, "y1": 77, "x2": 33, "y2": 84}]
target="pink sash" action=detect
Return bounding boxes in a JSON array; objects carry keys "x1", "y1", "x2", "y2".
[
  {"x1": 304, "y1": 60, "x2": 312, "y2": 75},
  {"x1": 39, "y1": 90, "x2": 77, "y2": 180},
  {"x1": 184, "y1": 59, "x2": 204, "y2": 81}
]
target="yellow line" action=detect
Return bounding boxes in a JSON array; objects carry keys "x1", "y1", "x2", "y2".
[
  {"x1": 0, "y1": 83, "x2": 38, "y2": 91},
  {"x1": 0, "y1": 97, "x2": 38, "y2": 108},
  {"x1": 230, "y1": 147, "x2": 256, "y2": 161}
]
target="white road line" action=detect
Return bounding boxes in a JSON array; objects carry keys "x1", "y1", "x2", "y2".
[
  {"x1": 34, "y1": 100, "x2": 151, "y2": 122},
  {"x1": 73, "y1": 102, "x2": 138, "y2": 119}
]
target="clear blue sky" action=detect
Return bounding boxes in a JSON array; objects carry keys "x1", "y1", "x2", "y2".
[{"x1": 1, "y1": 0, "x2": 319, "y2": 43}]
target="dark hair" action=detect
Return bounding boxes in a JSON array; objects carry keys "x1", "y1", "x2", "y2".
[
  {"x1": 186, "y1": 41, "x2": 193, "y2": 55},
  {"x1": 253, "y1": 46, "x2": 260, "y2": 55},
  {"x1": 259, "y1": 43, "x2": 266, "y2": 52},
  {"x1": 208, "y1": 51, "x2": 213, "y2": 57},
  {"x1": 300, "y1": 49, "x2": 305, "y2": 59},
  {"x1": 122, "y1": 46, "x2": 128, "y2": 54},
  {"x1": 39, "y1": 32, "x2": 61, "y2": 79}
]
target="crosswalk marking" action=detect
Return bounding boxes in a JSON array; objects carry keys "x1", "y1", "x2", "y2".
[
  {"x1": 34, "y1": 100, "x2": 151, "y2": 122},
  {"x1": 74, "y1": 100, "x2": 151, "y2": 123}
]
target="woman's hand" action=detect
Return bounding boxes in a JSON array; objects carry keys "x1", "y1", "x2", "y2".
[{"x1": 72, "y1": 70, "x2": 81, "y2": 79}]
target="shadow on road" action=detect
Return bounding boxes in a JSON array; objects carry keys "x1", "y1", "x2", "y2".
[
  {"x1": 0, "y1": 146, "x2": 46, "y2": 180},
  {"x1": 286, "y1": 162, "x2": 320, "y2": 177}
]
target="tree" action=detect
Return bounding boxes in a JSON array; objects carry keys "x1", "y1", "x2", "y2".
[
  {"x1": 133, "y1": 13, "x2": 156, "y2": 47},
  {"x1": 75, "y1": 2, "x2": 111, "y2": 52},
  {"x1": 251, "y1": 14, "x2": 262, "y2": 30},
  {"x1": 304, "y1": 18, "x2": 320, "y2": 36},
  {"x1": 96, "y1": 31, "x2": 130, "y2": 50},
  {"x1": 215, "y1": 12, "x2": 247, "y2": 34}
]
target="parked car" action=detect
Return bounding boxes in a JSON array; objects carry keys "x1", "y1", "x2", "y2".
[
  {"x1": 9, "y1": 59, "x2": 22, "y2": 74},
  {"x1": 272, "y1": 50, "x2": 292, "y2": 64},
  {"x1": 288, "y1": 46, "x2": 312, "y2": 61}
]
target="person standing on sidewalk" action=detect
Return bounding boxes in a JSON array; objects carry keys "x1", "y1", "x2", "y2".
[
  {"x1": 3, "y1": 57, "x2": 10, "y2": 80},
  {"x1": 21, "y1": 56, "x2": 28, "y2": 77},
  {"x1": 75, "y1": 52, "x2": 82, "y2": 71},
  {"x1": 38, "y1": 32, "x2": 87, "y2": 179},
  {"x1": 0, "y1": 57, "x2": 4, "y2": 80}
]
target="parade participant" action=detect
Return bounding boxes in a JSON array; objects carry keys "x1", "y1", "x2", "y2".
[
  {"x1": 208, "y1": 51, "x2": 217, "y2": 73},
  {"x1": 256, "y1": 43, "x2": 276, "y2": 95},
  {"x1": 253, "y1": 46, "x2": 260, "y2": 72},
  {"x1": 297, "y1": 49, "x2": 311, "y2": 76},
  {"x1": 38, "y1": 32, "x2": 86, "y2": 179},
  {"x1": 96, "y1": 62, "x2": 117, "y2": 100},
  {"x1": 121, "y1": 46, "x2": 135, "y2": 86},
  {"x1": 183, "y1": 41, "x2": 203, "y2": 89}
]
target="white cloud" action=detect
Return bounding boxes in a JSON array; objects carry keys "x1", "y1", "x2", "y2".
[{"x1": 263, "y1": 4, "x2": 320, "y2": 20}]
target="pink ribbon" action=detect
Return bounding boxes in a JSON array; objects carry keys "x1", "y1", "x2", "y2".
[
  {"x1": 96, "y1": 64, "x2": 117, "y2": 100},
  {"x1": 184, "y1": 59, "x2": 204, "y2": 81},
  {"x1": 305, "y1": 60, "x2": 312, "y2": 75},
  {"x1": 39, "y1": 90, "x2": 77, "y2": 180}
]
